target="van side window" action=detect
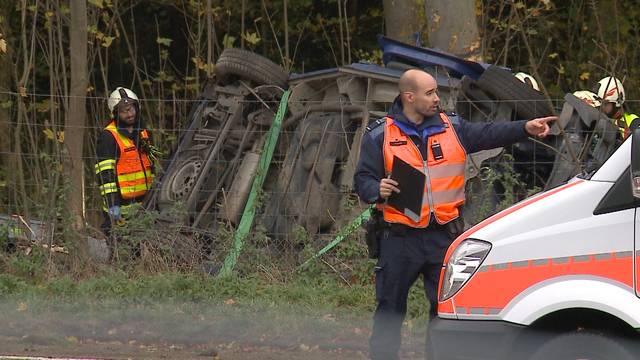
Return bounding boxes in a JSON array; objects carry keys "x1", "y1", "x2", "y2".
[{"x1": 594, "y1": 167, "x2": 640, "y2": 215}]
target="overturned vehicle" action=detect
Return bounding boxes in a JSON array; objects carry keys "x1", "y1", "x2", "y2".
[{"x1": 145, "y1": 36, "x2": 620, "y2": 250}]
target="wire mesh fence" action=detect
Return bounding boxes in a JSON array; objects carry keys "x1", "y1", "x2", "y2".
[{"x1": 0, "y1": 88, "x2": 630, "y2": 277}]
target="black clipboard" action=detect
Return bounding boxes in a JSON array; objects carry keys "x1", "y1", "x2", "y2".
[{"x1": 387, "y1": 156, "x2": 425, "y2": 220}]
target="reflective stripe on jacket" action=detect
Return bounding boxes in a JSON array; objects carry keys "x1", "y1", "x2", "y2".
[
  {"x1": 623, "y1": 113, "x2": 639, "y2": 138},
  {"x1": 104, "y1": 121, "x2": 153, "y2": 200},
  {"x1": 380, "y1": 113, "x2": 466, "y2": 227}
]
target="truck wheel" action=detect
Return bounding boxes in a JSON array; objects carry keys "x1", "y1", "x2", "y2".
[
  {"x1": 476, "y1": 65, "x2": 554, "y2": 120},
  {"x1": 528, "y1": 331, "x2": 635, "y2": 360},
  {"x1": 215, "y1": 48, "x2": 289, "y2": 88},
  {"x1": 156, "y1": 147, "x2": 205, "y2": 208}
]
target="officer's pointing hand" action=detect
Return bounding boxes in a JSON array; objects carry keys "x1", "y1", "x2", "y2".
[
  {"x1": 525, "y1": 116, "x2": 558, "y2": 138},
  {"x1": 380, "y1": 178, "x2": 400, "y2": 200}
]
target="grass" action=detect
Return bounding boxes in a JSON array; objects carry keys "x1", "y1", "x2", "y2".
[
  {"x1": 0, "y1": 210, "x2": 433, "y2": 326},
  {"x1": 0, "y1": 268, "x2": 431, "y2": 321}
]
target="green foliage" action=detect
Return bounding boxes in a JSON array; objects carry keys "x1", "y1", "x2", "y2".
[
  {"x1": 156, "y1": 37, "x2": 173, "y2": 47},
  {"x1": 335, "y1": 233, "x2": 366, "y2": 260},
  {"x1": 6, "y1": 246, "x2": 46, "y2": 279},
  {"x1": 222, "y1": 34, "x2": 236, "y2": 49},
  {"x1": 47, "y1": 275, "x2": 77, "y2": 296},
  {"x1": 0, "y1": 223, "x2": 7, "y2": 250},
  {"x1": 482, "y1": 0, "x2": 640, "y2": 101},
  {"x1": 0, "y1": 271, "x2": 376, "y2": 313},
  {"x1": 108, "y1": 204, "x2": 207, "y2": 272},
  {"x1": 407, "y1": 280, "x2": 431, "y2": 320},
  {"x1": 0, "y1": 273, "x2": 28, "y2": 295},
  {"x1": 464, "y1": 153, "x2": 529, "y2": 224}
]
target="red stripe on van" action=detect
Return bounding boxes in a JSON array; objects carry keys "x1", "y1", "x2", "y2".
[
  {"x1": 636, "y1": 253, "x2": 640, "y2": 295},
  {"x1": 438, "y1": 298, "x2": 455, "y2": 314},
  {"x1": 437, "y1": 180, "x2": 584, "y2": 303},
  {"x1": 452, "y1": 254, "x2": 633, "y2": 311}
]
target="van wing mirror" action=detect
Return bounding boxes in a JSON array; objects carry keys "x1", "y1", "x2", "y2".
[{"x1": 631, "y1": 128, "x2": 640, "y2": 198}]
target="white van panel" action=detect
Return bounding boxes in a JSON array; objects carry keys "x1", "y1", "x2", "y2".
[
  {"x1": 472, "y1": 181, "x2": 633, "y2": 265},
  {"x1": 501, "y1": 276, "x2": 640, "y2": 328}
]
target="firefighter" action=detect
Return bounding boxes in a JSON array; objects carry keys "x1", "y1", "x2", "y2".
[
  {"x1": 594, "y1": 76, "x2": 639, "y2": 138},
  {"x1": 515, "y1": 71, "x2": 541, "y2": 91},
  {"x1": 353, "y1": 69, "x2": 557, "y2": 360},
  {"x1": 95, "y1": 87, "x2": 155, "y2": 253},
  {"x1": 573, "y1": 90, "x2": 602, "y2": 108}
]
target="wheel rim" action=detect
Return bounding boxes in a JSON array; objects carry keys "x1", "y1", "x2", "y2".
[{"x1": 167, "y1": 156, "x2": 203, "y2": 201}]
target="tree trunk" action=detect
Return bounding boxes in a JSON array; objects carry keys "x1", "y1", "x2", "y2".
[
  {"x1": 383, "y1": 0, "x2": 423, "y2": 45},
  {"x1": 424, "y1": 0, "x2": 481, "y2": 59},
  {"x1": 66, "y1": 1, "x2": 88, "y2": 236},
  {"x1": 0, "y1": 3, "x2": 13, "y2": 177}
]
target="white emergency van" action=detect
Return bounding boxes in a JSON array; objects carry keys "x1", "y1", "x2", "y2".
[{"x1": 428, "y1": 128, "x2": 640, "y2": 359}]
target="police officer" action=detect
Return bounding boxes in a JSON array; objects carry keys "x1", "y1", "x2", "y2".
[
  {"x1": 353, "y1": 69, "x2": 557, "y2": 360},
  {"x1": 95, "y1": 87, "x2": 155, "y2": 254}
]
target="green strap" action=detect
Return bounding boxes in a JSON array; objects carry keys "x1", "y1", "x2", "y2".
[
  {"x1": 218, "y1": 89, "x2": 291, "y2": 277},
  {"x1": 298, "y1": 206, "x2": 373, "y2": 270}
]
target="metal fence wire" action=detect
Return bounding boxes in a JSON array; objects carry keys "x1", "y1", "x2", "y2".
[{"x1": 0, "y1": 89, "x2": 630, "y2": 273}]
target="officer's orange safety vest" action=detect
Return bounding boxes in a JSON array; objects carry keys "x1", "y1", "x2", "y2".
[
  {"x1": 105, "y1": 121, "x2": 153, "y2": 199},
  {"x1": 380, "y1": 113, "x2": 466, "y2": 227}
]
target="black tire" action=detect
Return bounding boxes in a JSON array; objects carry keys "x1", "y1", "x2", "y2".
[
  {"x1": 528, "y1": 331, "x2": 636, "y2": 360},
  {"x1": 215, "y1": 48, "x2": 289, "y2": 88},
  {"x1": 476, "y1": 65, "x2": 554, "y2": 120},
  {"x1": 457, "y1": 76, "x2": 502, "y2": 123}
]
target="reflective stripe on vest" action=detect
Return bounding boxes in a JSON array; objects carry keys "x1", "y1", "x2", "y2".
[
  {"x1": 623, "y1": 113, "x2": 638, "y2": 138},
  {"x1": 104, "y1": 121, "x2": 154, "y2": 199},
  {"x1": 380, "y1": 113, "x2": 466, "y2": 227},
  {"x1": 99, "y1": 182, "x2": 118, "y2": 196},
  {"x1": 95, "y1": 159, "x2": 116, "y2": 174}
]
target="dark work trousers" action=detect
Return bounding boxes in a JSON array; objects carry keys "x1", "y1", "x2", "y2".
[
  {"x1": 369, "y1": 222, "x2": 454, "y2": 360},
  {"x1": 100, "y1": 212, "x2": 119, "y2": 261}
]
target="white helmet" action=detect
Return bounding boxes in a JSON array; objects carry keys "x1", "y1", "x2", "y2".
[
  {"x1": 572, "y1": 90, "x2": 602, "y2": 108},
  {"x1": 595, "y1": 76, "x2": 625, "y2": 107},
  {"x1": 108, "y1": 87, "x2": 139, "y2": 113},
  {"x1": 515, "y1": 72, "x2": 540, "y2": 91}
]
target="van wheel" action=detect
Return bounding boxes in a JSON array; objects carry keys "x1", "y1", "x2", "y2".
[
  {"x1": 156, "y1": 147, "x2": 206, "y2": 213},
  {"x1": 476, "y1": 65, "x2": 554, "y2": 120},
  {"x1": 528, "y1": 331, "x2": 635, "y2": 360},
  {"x1": 215, "y1": 48, "x2": 289, "y2": 88},
  {"x1": 156, "y1": 145, "x2": 225, "y2": 221}
]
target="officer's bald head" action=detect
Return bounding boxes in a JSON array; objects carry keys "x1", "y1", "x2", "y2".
[
  {"x1": 397, "y1": 69, "x2": 440, "y2": 123},
  {"x1": 398, "y1": 69, "x2": 421, "y2": 94},
  {"x1": 399, "y1": 69, "x2": 436, "y2": 98}
]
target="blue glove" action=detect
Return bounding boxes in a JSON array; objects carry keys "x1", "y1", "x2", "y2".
[{"x1": 108, "y1": 206, "x2": 121, "y2": 221}]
